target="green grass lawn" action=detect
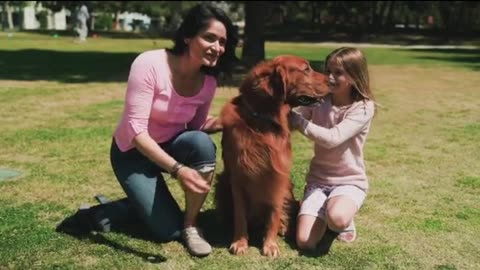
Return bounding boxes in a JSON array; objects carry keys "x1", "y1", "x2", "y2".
[{"x1": 0, "y1": 32, "x2": 479, "y2": 270}]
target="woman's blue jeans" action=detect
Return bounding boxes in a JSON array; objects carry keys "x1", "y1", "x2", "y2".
[{"x1": 109, "y1": 130, "x2": 216, "y2": 242}]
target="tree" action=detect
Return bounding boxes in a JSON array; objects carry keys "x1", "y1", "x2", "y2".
[
  {"x1": 89, "y1": 1, "x2": 132, "y2": 30},
  {"x1": 37, "y1": 1, "x2": 78, "y2": 12},
  {"x1": 1, "y1": 1, "x2": 25, "y2": 30},
  {"x1": 241, "y1": 1, "x2": 272, "y2": 67},
  {"x1": 129, "y1": 1, "x2": 200, "y2": 33}
]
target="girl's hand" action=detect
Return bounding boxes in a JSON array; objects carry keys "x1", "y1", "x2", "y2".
[
  {"x1": 288, "y1": 110, "x2": 303, "y2": 130},
  {"x1": 176, "y1": 166, "x2": 211, "y2": 194}
]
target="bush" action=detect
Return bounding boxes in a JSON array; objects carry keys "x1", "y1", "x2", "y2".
[
  {"x1": 36, "y1": 10, "x2": 49, "y2": 29},
  {"x1": 95, "y1": 13, "x2": 113, "y2": 31}
]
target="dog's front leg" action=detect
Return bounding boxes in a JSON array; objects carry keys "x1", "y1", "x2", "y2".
[
  {"x1": 229, "y1": 180, "x2": 249, "y2": 255},
  {"x1": 262, "y1": 204, "x2": 282, "y2": 257}
]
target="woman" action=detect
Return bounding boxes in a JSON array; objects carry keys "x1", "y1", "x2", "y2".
[{"x1": 110, "y1": 4, "x2": 238, "y2": 257}]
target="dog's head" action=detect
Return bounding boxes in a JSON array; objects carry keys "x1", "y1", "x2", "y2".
[{"x1": 240, "y1": 55, "x2": 330, "y2": 109}]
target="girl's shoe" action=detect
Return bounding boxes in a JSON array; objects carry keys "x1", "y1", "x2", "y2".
[{"x1": 336, "y1": 220, "x2": 356, "y2": 243}]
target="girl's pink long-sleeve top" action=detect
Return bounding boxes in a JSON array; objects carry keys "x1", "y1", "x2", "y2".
[{"x1": 290, "y1": 97, "x2": 375, "y2": 191}]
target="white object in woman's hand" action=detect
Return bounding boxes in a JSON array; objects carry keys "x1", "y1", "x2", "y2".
[{"x1": 177, "y1": 166, "x2": 211, "y2": 194}]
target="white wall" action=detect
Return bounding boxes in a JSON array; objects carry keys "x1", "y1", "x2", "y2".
[
  {"x1": 22, "y1": 4, "x2": 67, "y2": 30},
  {"x1": 23, "y1": 6, "x2": 39, "y2": 29}
]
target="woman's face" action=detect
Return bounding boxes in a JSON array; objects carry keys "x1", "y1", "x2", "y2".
[
  {"x1": 187, "y1": 19, "x2": 227, "y2": 67},
  {"x1": 326, "y1": 59, "x2": 352, "y2": 95}
]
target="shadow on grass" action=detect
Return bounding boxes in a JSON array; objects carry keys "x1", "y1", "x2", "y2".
[
  {"x1": 22, "y1": 28, "x2": 480, "y2": 46},
  {"x1": 54, "y1": 199, "x2": 231, "y2": 258},
  {"x1": 0, "y1": 49, "x2": 138, "y2": 83},
  {"x1": 310, "y1": 60, "x2": 326, "y2": 72},
  {"x1": 198, "y1": 208, "x2": 297, "y2": 249},
  {"x1": 297, "y1": 229, "x2": 338, "y2": 258},
  {"x1": 396, "y1": 48, "x2": 480, "y2": 71},
  {"x1": 56, "y1": 225, "x2": 167, "y2": 263},
  {"x1": 85, "y1": 232, "x2": 167, "y2": 263},
  {"x1": 0, "y1": 48, "x2": 245, "y2": 86},
  {"x1": 0, "y1": 48, "x2": 329, "y2": 86},
  {"x1": 55, "y1": 204, "x2": 167, "y2": 263},
  {"x1": 55, "y1": 197, "x2": 337, "y2": 259},
  {"x1": 197, "y1": 208, "x2": 231, "y2": 248},
  {"x1": 200, "y1": 208, "x2": 337, "y2": 257},
  {"x1": 199, "y1": 208, "x2": 303, "y2": 254}
]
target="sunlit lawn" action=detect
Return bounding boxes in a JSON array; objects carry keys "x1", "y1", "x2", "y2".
[{"x1": 0, "y1": 31, "x2": 479, "y2": 270}]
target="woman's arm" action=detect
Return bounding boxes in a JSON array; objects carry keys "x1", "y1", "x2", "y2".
[
  {"x1": 201, "y1": 115, "x2": 222, "y2": 134},
  {"x1": 186, "y1": 95, "x2": 221, "y2": 133}
]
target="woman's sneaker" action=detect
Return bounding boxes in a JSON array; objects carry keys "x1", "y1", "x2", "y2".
[{"x1": 182, "y1": 227, "x2": 212, "y2": 257}]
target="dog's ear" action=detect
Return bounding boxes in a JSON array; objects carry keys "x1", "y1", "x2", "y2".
[
  {"x1": 240, "y1": 61, "x2": 275, "y2": 98},
  {"x1": 272, "y1": 64, "x2": 288, "y2": 101}
]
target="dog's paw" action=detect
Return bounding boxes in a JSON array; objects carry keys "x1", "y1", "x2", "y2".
[
  {"x1": 262, "y1": 241, "x2": 280, "y2": 257},
  {"x1": 229, "y1": 239, "x2": 248, "y2": 255}
]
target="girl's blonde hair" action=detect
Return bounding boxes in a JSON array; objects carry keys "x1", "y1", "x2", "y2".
[{"x1": 325, "y1": 47, "x2": 375, "y2": 103}]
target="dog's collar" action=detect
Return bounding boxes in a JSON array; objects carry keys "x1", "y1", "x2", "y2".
[
  {"x1": 287, "y1": 93, "x2": 324, "y2": 107},
  {"x1": 240, "y1": 96, "x2": 279, "y2": 126},
  {"x1": 295, "y1": 95, "x2": 323, "y2": 106}
]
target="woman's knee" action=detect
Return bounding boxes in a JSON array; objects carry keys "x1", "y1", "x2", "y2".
[
  {"x1": 183, "y1": 131, "x2": 216, "y2": 152},
  {"x1": 173, "y1": 131, "x2": 216, "y2": 165}
]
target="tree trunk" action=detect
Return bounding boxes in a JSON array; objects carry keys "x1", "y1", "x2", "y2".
[
  {"x1": 1, "y1": 2, "x2": 5, "y2": 30},
  {"x1": 384, "y1": 1, "x2": 396, "y2": 30},
  {"x1": 378, "y1": 1, "x2": 389, "y2": 27},
  {"x1": 114, "y1": 11, "x2": 120, "y2": 30},
  {"x1": 310, "y1": 2, "x2": 317, "y2": 30},
  {"x1": 241, "y1": 1, "x2": 270, "y2": 67},
  {"x1": 90, "y1": 14, "x2": 95, "y2": 31},
  {"x1": 439, "y1": 2, "x2": 452, "y2": 33},
  {"x1": 3, "y1": 1, "x2": 14, "y2": 29}
]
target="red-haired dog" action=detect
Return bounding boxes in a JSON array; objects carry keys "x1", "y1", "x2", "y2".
[{"x1": 215, "y1": 55, "x2": 330, "y2": 257}]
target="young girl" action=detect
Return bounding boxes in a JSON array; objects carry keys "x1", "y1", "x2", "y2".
[{"x1": 289, "y1": 47, "x2": 376, "y2": 251}]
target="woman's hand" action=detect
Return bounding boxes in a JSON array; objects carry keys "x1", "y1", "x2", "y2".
[
  {"x1": 176, "y1": 166, "x2": 211, "y2": 194},
  {"x1": 201, "y1": 115, "x2": 223, "y2": 134}
]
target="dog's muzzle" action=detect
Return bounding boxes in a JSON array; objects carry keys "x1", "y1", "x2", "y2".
[{"x1": 290, "y1": 95, "x2": 322, "y2": 107}]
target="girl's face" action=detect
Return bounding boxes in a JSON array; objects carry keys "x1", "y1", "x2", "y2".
[
  {"x1": 326, "y1": 59, "x2": 353, "y2": 96},
  {"x1": 187, "y1": 19, "x2": 227, "y2": 67}
]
